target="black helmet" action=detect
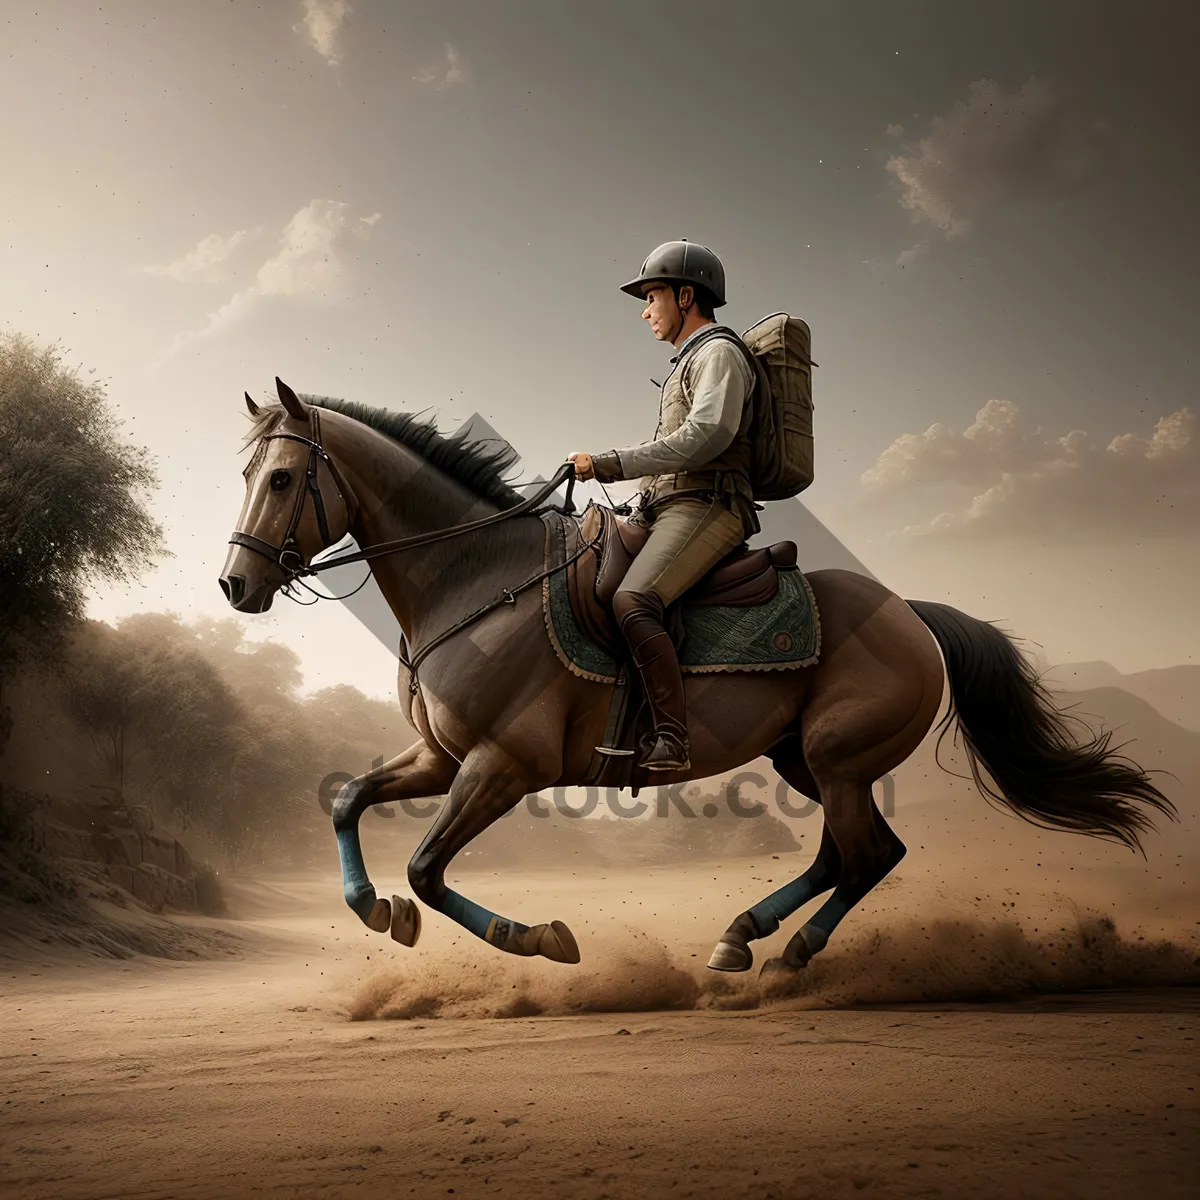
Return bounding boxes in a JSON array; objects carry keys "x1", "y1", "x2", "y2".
[{"x1": 620, "y1": 239, "x2": 727, "y2": 307}]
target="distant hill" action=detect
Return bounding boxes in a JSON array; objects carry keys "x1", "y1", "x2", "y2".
[
  {"x1": 1058, "y1": 685, "x2": 1200, "y2": 794},
  {"x1": 1045, "y1": 661, "x2": 1200, "y2": 732}
]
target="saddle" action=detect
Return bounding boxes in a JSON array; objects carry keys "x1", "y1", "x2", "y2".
[{"x1": 566, "y1": 502, "x2": 798, "y2": 659}]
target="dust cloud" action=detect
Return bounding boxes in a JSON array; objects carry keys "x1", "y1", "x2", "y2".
[{"x1": 344, "y1": 909, "x2": 1200, "y2": 1021}]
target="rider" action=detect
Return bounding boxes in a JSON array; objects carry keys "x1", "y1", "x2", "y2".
[{"x1": 568, "y1": 240, "x2": 759, "y2": 772}]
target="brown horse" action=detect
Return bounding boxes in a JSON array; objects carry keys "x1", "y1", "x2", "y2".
[{"x1": 219, "y1": 380, "x2": 1176, "y2": 973}]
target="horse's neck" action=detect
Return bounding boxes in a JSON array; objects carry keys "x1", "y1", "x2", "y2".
[{"x1": 326, "y1": 421, "x2": 536, "y2": 641}]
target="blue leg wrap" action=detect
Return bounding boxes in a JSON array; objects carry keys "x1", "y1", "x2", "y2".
[
  {"x1": 336, "y1": 827, "x2": 377, "y2": 921},
  {"x1": 442, "y1": 888, "x2": 513, "y2": 942},
  {"x1": 749, "y1": 878, "x2": 816, "y2": 937},
  {"x1": 747, "y1": 861, "x2": 839, "y2": 938}
]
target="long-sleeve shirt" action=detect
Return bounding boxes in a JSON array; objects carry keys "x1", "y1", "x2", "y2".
[{"x1": 608, "y1": 330, "x2": 755, "y2": 479}]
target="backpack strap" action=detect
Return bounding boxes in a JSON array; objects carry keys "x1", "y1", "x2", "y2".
[{"x1": 671, "y1": 325, "x2": 760, "y2": 388}]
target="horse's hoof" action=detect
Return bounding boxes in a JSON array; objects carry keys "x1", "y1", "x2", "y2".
[
  {"x1": 707, "y1": 937, "x2": 753, "y2": 973},
  {"x1": 760, "y1": 929, "x2": 819, "y2": 978},
  {"x1": 365, "y1": 896, "x2": 392, "y2": 933},
  {"x1": 389, "y1": 895, "x2": 421, "y2": 947},
  {"x1": 758, "y1": 956, "x2": 800, "y2": 979},
  {"x1": 782, "y1": 944, "x2": 813, "y2": 970},
  {"x1": 781, "y1": 925, "x2": 824, "y2": 969},
  {"x1": 533, "y1": 920, "x2": 581, "y2": 964}
]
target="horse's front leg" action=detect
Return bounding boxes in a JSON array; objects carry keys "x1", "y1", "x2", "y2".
[
  {"x1": 332, "y1": 739, "x2": 459, "y2": 942},
  {"x1": 406, "y1": 747, "x2": 580, "y2": 963}
]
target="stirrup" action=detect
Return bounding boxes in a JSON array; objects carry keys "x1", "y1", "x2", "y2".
[
  {"x1": 594, "y1": 744, "x2": 635, "y2": 758},
  {"x1": 640, "y1": 731, "x2": 691, "y2": 772}
]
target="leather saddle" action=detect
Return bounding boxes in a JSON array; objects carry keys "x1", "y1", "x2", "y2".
[{"x1": 566, "y1": 503, "x2": 798, "y2": 657}]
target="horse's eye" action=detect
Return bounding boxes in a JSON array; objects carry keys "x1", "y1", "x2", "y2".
[{"x1": 270, "y1": 470, "x2": 292, "y2": 491}]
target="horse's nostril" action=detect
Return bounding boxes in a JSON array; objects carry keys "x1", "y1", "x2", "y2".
[{"x1": 219, "y1": 574, "x2": 245, "y2": 604}]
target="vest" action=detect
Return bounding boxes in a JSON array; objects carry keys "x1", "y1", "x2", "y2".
[{"x1": 640, "y1": 330, "x2": 760, "y2": 538}]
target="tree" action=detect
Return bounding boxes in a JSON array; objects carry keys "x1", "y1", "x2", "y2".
[
  {"x1": 186, "y1": 616, "x2": 306, "y2": 712},
  {"x1": 58, "y1": 619, "x2": 242, "y2": 823},
  {"x1": 41, "y1": 600, "x2": 418, "y2": 871},
  {"x1": 54, "y1": 614, "x2": 343, "y2": 868},
  {"x1": 0, "y1": 333, "x2": 165, "y2": 743}
]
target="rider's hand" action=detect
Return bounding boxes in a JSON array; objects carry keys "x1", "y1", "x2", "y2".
[{"x1": 567, "y1": 452, "x2": 595, "y2": 481}]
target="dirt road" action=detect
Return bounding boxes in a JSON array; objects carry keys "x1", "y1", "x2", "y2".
[{"x1": 2, "y1": 860, "x2": 1197, "y2": 1199}]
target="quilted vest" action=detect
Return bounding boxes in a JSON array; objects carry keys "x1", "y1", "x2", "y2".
[{"x1": 641, "y1": 331, "x2": 758, "y2": 534}]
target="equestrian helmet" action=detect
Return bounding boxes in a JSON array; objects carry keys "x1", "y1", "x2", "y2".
[{"x1": 620, "y1": 240, "x2": 727, "y2": 307}]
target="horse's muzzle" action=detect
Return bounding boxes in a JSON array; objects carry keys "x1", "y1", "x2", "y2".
[{"x1": 218, "y1": 572, "x2": 275, "y2": 613}]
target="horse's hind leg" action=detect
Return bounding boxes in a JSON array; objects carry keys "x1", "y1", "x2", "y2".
[
  {"x1": 708, "y1": 823, "x2": 840, "y2": 971},
  {"x1": 745, "y1": 577, "x2": 938, "y2": 972},
  {"x1": 766, "y1": 776, "x2": 906, "y2": 971},
  {"x1": 708, "y1": 747, "x2": 841, "y2": 972}
]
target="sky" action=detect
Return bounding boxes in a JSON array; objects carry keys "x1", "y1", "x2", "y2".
[{"x1": 3, "y1": 0, "x2": 1197, "y2": 699}]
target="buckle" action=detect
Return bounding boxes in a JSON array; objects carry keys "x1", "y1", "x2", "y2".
[{"x1": 278, "y1": 544, "x2": 305, "y2": 574}]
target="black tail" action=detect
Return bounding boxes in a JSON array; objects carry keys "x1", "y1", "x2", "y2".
[{"x1": 907, "y1": 599, "x2": 1178, "y2": 855}]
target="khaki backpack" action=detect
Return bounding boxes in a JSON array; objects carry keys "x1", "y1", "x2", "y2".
[
  {"x1": 676, "y1": 314, "x2": 816, "y2": 502},
  {"x1": 739, "y1": 312, "x2": 816, "y2": 501}
]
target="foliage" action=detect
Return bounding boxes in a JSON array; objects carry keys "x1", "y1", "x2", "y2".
[
  {"x1": 60, "y1": 618, "x2": 243, "y2": 827},
  {"x1": 0, "y1": 332, "x2": 166, "y2": 741},
  {"x1": 0, "y1": 329, "x2": 415, "y2": 871},
  {"x1": 54, "y1": 615, "x2": 415, "y2": 869}
]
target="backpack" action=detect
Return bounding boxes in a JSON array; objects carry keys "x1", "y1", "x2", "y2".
[
  {"x1": 739, "y1": 313, "x2": 816, "y2": 501},
  {"x1": 683, "y1": 314, "x2": 817, "y2": 502}
]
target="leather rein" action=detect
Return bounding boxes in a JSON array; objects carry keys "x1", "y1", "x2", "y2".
[{"x1": 228, "y1": 408, "x2": 596, "y2": 692}]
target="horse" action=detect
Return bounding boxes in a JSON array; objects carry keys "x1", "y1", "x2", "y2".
[{"x1": 218, "y1": 379, "x2": 1177, "y2": 974}]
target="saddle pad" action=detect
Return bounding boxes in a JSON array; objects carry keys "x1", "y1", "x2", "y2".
[{"x1": 540, "y1": 512, "x2": 822, "y2": 683}]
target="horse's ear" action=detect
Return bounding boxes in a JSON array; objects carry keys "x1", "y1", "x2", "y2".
[
  {"x1": 276, "y1": 377, "x2": 306, "y2": 420},
  {"x1": 244, "y1": 391, "x2": 260, "y2": 416}
]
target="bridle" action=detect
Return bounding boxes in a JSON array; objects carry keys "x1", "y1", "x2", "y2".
[
  {"x1": 227, "y1": 407, "x2": 592, "y2": 692},
  {"x1": 228, "y1": 407, "x2": 361, "y2": 577},
  {"x1": 229, "y1": 406, "x2": 580, "y2": 579}
]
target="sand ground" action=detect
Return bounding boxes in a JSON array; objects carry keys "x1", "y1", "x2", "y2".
[{"x1": 1, "y1": 856, "x2": 1197, "y2": 1200}]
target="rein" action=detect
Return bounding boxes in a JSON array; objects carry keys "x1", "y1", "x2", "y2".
[
  {"x1": 396, "y1": 524, "x2": 599, "y2": 693},
  {"x1": 229, "y1": 410, "x2": 594, "y2": 692}
]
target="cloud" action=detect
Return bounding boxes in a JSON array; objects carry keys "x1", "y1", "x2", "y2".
[
  {"x1": 884, "y1": 123, "x2": 904, "y2": 138},
  {"x1": 885, "y1": 77, "x2": 1101, "y2": 238},
  {"x1": 142, "y1": 229, "x2": 257, "y2": 283},
  {"x1": 295, "y1": 0, "x2": 352, "y2": 66},
  {"x1": 414, "y1": 43, "x2": 467, "y2": 89},
  {"x1": 895, "y1": 240, "x2": 930, "y2": 268},
  {"x1": 860, "y1": 401, "x2": 1199, "y2": 539},
  {"x1": 156, "y1": 201, "x2": 381, "y2": 360},
  {"x1": 250, "y1": 201, "x2": 378, "y2": 301}
]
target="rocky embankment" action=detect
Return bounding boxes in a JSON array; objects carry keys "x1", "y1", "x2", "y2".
[
  {"x1": 1, "y1": 785, "x2": 221, "y2": 917},
  {"x1": 36, "y1": 797, "x2": 220, "y2": 914}
]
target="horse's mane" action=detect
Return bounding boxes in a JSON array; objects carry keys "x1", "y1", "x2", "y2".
[{"x1": 243, "y1": 395, "x2": 525, "y2": 510}]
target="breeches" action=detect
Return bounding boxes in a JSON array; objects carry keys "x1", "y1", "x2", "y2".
[
  {"x1": 613, "y1": 495, "x2": 746, "y2": 619},
  {"x1": 608, "y1": 496, "x2": 744, "y2": 742}
]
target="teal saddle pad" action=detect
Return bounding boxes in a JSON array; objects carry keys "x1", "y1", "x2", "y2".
[{"x1": 542, "y1": 514, "x2": 822, "y2": 684}]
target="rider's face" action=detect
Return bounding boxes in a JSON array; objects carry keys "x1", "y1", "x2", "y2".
[{"x1": 641, "y1": 283, "x2": 684, "y2": 341}]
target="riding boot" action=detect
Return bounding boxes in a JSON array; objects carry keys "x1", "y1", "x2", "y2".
[{"x1": 614, "y1": 596, "x2": 690, "y2": 771}]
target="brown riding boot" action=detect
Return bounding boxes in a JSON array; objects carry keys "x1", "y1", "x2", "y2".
[{"x1": 614, "y1": 596, "x2": 691, "y2": 772}]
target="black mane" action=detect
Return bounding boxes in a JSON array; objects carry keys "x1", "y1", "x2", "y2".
[{"x1": 302, "y1": 394, "x2": 524, "y2": 510}]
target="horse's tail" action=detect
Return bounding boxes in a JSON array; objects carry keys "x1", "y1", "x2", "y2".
[{"x1": 906, "y1": 598, "x2": 1177, "y2": 855}]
